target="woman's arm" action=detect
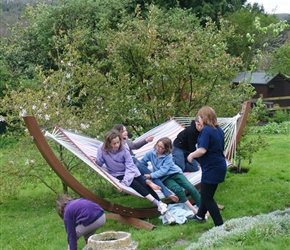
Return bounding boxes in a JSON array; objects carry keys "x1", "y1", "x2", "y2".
[
  {"x1": 64, "y1": 215, "x2": 78, "y2": 250},
  {"x1": 127, "y1": 139, "x2": 147, "y2": 150},
  {"x1": 95, "y1": 144, "x2": 105, "y2": 166},
  {"x1": 187, "y1": 147, "x2": 207, "y2": 163}
]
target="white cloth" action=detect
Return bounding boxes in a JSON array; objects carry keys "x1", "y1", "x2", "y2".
[{"x1": 159, "y1": 203, "x2": 195, "y2": 225}]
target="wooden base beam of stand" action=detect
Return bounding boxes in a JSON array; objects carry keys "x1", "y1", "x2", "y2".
[{"x1": 106, "y1": 214, "x2": 156, "y2": 231}]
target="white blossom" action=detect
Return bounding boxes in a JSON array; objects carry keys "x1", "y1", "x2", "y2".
[
  {"x1": 80, "y1": 123, "x2": 90, "y2": 129},
  {"x1": 32, "y1": 105, "x2": 36, "y2": 110},
  {"x1": 45, "y1": 114, "x2": 50, "y2": 121},
  {"x1": 43, "y1": 103, "x2": 47, "y2": 109},
  {"x1": 68, "y1": 62, "x2": 72, "y2": 66},
  {"x1": 19, "y1": 109, "x2": 27, "y2": 117},
  {"x1": 0, "y1": 116, "x2": 5, "y2": 122},
  {"x1": 66, "y1": 73, "x2": 71, "y2": 79},
  {"x1": 67, "y1": 95, "x2": 71, "y2": 101}
]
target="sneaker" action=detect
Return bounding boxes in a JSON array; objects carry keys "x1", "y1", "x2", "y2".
[
  {"x1": 164, "y1": 211, "x2": 176, "y2": 224},
  {"x1": 190, "y1": 214, "x2": 206, "y2": 223},
  {"x1": 157, "y1": 201, "x2": 167, "y2": 215}
]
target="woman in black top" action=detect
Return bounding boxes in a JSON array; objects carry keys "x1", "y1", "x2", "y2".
[{"x1": 172, "y1": 120, "x2": 200, "y2": 172}]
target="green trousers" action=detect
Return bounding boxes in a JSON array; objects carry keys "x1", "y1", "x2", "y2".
[{"x1": 163, "y1": 173, "x2": 200, "y2": 206}]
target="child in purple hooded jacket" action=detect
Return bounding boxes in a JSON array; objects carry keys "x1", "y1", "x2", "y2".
[{"x1": 56, "y1": 194, "x2": 106, "y2": 250}]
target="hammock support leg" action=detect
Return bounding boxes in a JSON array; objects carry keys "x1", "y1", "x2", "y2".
[
  {"x1": 106, "y1": 214, "x2": 156, "y2": 231},
  {"x1": 225, "y1": 101, "x2": 251, "y2": 160}
]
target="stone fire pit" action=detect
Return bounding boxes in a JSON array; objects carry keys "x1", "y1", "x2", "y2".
[{"x1": 83, "y1": 231, "x2": 138, "y2": 250}]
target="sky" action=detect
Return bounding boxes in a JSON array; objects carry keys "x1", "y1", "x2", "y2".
[{"x1": 247, "y1": 0, "x2": 290, "y2": 14}]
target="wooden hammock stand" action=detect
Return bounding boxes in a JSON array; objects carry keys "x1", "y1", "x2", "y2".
[{"x1": 23, "y1": 101, "x2": 251, "y2": 231}]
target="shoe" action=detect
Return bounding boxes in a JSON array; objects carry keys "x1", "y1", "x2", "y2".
[
  {"x1": 157, "y1": 201, "x2": 168, "y2": 215},
  {"x1": 164, "y1": 211, "x2": 176, "y2": 224},
  {"x1": 190, "y1": 214, "x2": 206, "y2": 223}
]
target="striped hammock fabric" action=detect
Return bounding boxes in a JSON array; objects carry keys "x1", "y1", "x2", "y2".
[{"x1": 45, "y1": 116, "x2": 240, "y2": 199}]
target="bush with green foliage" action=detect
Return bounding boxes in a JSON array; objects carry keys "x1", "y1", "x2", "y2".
[
  {"x1": 186, "y1": 208, "x2": 290, "y2": 250},
  {"x1": 251, "y1": 121, "x2": 290, "y2": 134},
  {"x1": 271, "y1": 109, "x2": 290, "y2": 123}
]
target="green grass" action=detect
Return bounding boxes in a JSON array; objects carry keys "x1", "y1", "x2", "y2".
[{"x1": 0, "y1": 133, "x2": 289, "y2": 250}]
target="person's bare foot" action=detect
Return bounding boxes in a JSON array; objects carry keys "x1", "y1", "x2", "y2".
[
  {"x1": 167, "y1": 195, "x2": 179, "y2": 203},
  {"x1": 146, "y1": 180, "x2": 161, "y2": 190}
]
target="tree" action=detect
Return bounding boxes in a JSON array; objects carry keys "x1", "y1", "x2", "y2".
[
  {"x1": 0, "y1": 27, "x2": 112, "y2": 197},
  {"x1": 130, "y1": 0, "x2": 247, "y2": 22},
  {"x1": 99, "y1": 6, "x2": 253, "y2": 130},
  {"x1": 268, "y1": 41, "x2": 290, "y2": 79},
  {"x1": 1, "y1": 0, "x2": 133, "y2": 80},
  {"x1": 224, "y1": 6, "x2": 280, "y2": 69}
]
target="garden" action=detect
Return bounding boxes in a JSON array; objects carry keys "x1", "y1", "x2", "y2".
[
  {"x1": 0, "y1": 122, "x2": 289, "y2": 249},
  {"x1": 0, "y1": 1, "x2": 290, "y2": 249}
]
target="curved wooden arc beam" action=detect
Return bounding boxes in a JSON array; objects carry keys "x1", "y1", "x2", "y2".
[
  {"x1": 225, "y1": 101, "x2": 251, "y2": 160},
  {"x1": 23, "y1": 116, "x2": 158, "y2": 230}
]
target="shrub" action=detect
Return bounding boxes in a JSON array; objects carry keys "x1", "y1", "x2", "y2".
[
  {"x1": 186, "y1": 208, "x2": 290, "y2": 250},
  {"x1": 272, "y1": 109, "x2": 290, "y2": 123},
  {"x1": 251, "y1": 121, "x2": 290, "y2": 134}
]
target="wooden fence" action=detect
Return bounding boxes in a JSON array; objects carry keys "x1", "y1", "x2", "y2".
[{"x1": 251, "y1": 96, "x2": 290, "y2": 111}]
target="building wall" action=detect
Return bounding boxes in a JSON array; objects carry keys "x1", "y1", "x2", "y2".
[{"x1": 252, "y1": 76, "x2": 290, "y2": 107}]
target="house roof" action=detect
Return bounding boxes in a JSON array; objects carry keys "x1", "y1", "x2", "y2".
[{"x1": 233, "y1": 72, "x2": 277, "y2": 85}]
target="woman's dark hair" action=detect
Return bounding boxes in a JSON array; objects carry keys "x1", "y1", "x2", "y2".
[{"x1": 112, "y1": 124, "x2": 124, "y2": 133}]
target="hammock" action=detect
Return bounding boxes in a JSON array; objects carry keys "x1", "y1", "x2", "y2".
[
  {"x1": 23, "y1": 100, "x2": 251, "y2": 230},
  {"x1": 45, "y1": 116, "x2": 240, "y2": 199}
]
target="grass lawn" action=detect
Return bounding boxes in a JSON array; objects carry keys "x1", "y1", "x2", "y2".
[{"x1": 0, "y1": 133, "x2": 289, "y2": 249}]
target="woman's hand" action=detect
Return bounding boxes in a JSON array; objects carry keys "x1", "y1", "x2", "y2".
[
  {"x1": 89, "y1": 156, "x2": 96, "y2": 161},
  {"x1": 187, "y1": 153, "x2": 194, "y2": 163},
  {"x1": 144, "y1": 174, "x2": 151, "y2": 179},
  {"x1": 146, "y1": 136, "x2": 154, "y2": 143},
  {"x1": 187, "y1": 148, "x2": 207, "y2": 163},
  {"x1": 120, "y1": 182, "x2": 127, "y2": 187}
]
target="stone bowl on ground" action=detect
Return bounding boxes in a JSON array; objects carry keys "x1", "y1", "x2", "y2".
[{"x1": 83, "y1": 231, "x2": 138, "y2": 250}]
